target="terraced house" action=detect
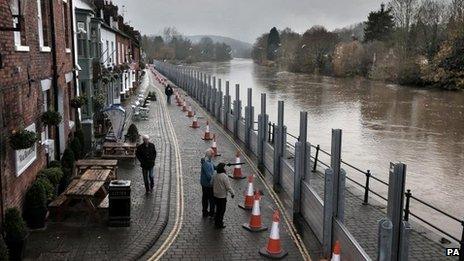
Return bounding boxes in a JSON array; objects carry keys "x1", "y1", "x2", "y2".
[
  {"x1": 74, "y1": 0, "x2": 141, "y2": 151},
  {"x1": 0, "y1": 0, "x2": 77, "y2": 215},
  {"x1": 0, "y1": 0, "x2": 141, "y2": 222}
]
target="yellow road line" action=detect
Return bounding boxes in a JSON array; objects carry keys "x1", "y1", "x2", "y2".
[
  {"x1": 147, "y1": 72, "x2": 185, "y2": 261},
  {"x1": 181, "y1": 87, "x2": 312, "y2": 261}
]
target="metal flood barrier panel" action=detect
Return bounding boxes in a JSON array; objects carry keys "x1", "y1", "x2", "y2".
[
  {"x1": 301, "y1": 181, "x2": 324, "y2": 242},
  {"x1": 333, "y1": 219, "x2": 371, "y2": 261},
  {"x1": 281, "y1": 158, "x2": 294, "y2": 197}
]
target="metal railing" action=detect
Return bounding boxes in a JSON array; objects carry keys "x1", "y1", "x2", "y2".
[{"x1": 275, "y1": 125, "x2": 463, "y2": 247}]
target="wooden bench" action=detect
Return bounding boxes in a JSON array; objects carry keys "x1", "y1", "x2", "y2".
[
  {"x1": 48, "y1": 194, "x2": 69, "y2": 221},
  {"x1": 102, "y1": 142, "x2": 136, "y2": 164},
  {"x1": 98, "y1": 195, "x2": 109, "y2": 209}
]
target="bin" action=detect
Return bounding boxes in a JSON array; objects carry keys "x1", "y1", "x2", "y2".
[{"x1": 108, "y1": 180, "x2": 131, "y2": 227}]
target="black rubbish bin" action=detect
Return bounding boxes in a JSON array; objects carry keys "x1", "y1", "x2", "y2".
[{"x1": 108, "y1": 180, "x2": 131, "y2": 227}]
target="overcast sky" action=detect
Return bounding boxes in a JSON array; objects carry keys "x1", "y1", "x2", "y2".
[{"x1": 113, "y1": 0, "x2": 386, "y2": 43}]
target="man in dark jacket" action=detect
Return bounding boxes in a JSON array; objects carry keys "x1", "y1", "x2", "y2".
[
  {"x1": 200, "y1": 149, "x2": 216, "y2": 217},
  {"x1": 165, "y1": 84, "x2": 174, "y2": 104},
  {"x1": 136, "y1": 135, "x2": 157, "y2": 194}
]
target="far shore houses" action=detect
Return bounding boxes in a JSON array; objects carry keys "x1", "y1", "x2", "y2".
[{"x1": 0, "y1": 0, "x2": 141, "y2": 222}]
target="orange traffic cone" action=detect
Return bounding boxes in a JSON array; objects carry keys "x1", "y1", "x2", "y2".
[
  {"x1": 259, "y1": 210, "x2": 288, "y2": 259},
  {"x1": 202, "y1": 121, "x2": 213, "y2": 140},
  {"x1": 239, "y1": 175, "x2": 255, "y2": 210},
  {"x1": 242, "y1": 191, "x2": 268, "y2": 232},
  {"x1": 187, "y1": 106, "x2": 194, "y2": 117},
  {"x1": 182, "y1": 101, "x2": 188, "y2": 112},
  {"x1": 190, "y1": 115, "x2": 200, "y2": 129},
  {"x1": 331, "y1": 241, "x2": 341, "y2": 261},
  {"x1": 211, "y1": 134, "x2": 221, "y2": 157},
  {"x1": 229, "y1": 151, "x2": 246, "y2": 179}
]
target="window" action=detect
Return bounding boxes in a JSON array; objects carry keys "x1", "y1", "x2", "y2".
[
  {"x1": 37, "y1": 0, "x2": 50, "y2": 51},
  {"x1": 62, "y1": 1, "x2": 70, "y2": 51},
  {"x1": 111, "y1": 42, "x2": 114, "y2": 65},
  {"x1": 67, "y1": 82, "x2": 74, "y2": 122},
  {"x1": 77, "y1": 29, "x2": 87, "y2": 57},
  {"x1": 106, "y1": 40, "x2": 109, "y2": 64},
  {"x1": 11, "y1": 0, "x2": 29, "y2": 51}
]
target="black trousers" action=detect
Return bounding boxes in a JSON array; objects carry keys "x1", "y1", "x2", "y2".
[
  {"x1": 214, "y1": 197, "x2": 227, "y2": 227},
  {"x1": 202, "y1": 186, "x2": 215, "y2": 215}
]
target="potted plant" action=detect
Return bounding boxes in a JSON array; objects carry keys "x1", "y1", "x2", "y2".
[
  {"x1": 23, "y1": 181, "x2": 48, "y2": 229},
  {"x1": 41, "y1": 111, "x2": 62, "y2": 126},
  {"x1": 39, "y1": 167, "x2": 63, "y2": 187},
  {"x1": 35, "y1": 176, "x2": 55, "y2": 202},
  {"x1": 9, "y1": 129, "x2": 38, "y2": 150},
  {"x1": 4, "y1": 208, "x2": 27, "y2": 260},
  {"x1": 48, "y1": 161, "x2": 61, "y2": 168},
  {"x1": 70, "y1": 96, "x2": 86, "y2": 108},
  {"x1": 125, "y1": 124, "x2": 139, "y2": 143},
  {"x1": 0, "y1": 236, "x2": 9, "y2": 261}
]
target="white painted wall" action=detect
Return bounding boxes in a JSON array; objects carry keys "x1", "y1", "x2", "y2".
[{"x1": 100, "y1": 27, "x2": 116, "y2": 68}]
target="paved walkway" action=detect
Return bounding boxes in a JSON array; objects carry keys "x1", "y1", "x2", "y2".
[
  {"x1": 24, "y1": 73, "x2": 173, "y2": 260},
  {"x1": 143, "y1": 69, "x2": 310, "y2": 260}
]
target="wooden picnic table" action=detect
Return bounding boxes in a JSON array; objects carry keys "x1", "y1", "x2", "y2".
[
  {"x1": 102, "y1": 142, "x2": 137, "y2": 162},
  {"x1": 64, "y1": 179, "x2": 107, "y2": 217},
  {"x1": 80, "y1": 169, "x2": 111, "y2": 182},
  {"x1": 75, "y1": 159, "x2": 118, "y2": 179}
]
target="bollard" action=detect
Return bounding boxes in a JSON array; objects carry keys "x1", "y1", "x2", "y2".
[
  {"x1": 404, "y1": 189, "x2": 411, "y2": 221},
  {"x1": 257, "y1": 93, "x2": 268, "y2": 169},
  {"x1": 272, "y1": 101, "x2": 285, "y2": 191},
  {"x1": 363, "y1": 170, "x2": 371, "y2": 205}
]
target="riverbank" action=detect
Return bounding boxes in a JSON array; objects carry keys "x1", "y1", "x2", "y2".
[{"x1": 179, "y1": 58, "x2": 464, "y2": 245}]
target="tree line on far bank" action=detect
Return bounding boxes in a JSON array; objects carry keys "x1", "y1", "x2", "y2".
[
  {"x1": 142, "y1": 27, "x2": 232, "y2": 64},
  {"x1": 252, "y1": 0, "x2": 464, "y2": 90}
]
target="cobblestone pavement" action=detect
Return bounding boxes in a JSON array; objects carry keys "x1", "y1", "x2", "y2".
[
  {"x1": 306, "y1": 168, "x2": 457, "y2": 261},
  {"x1": 145, "y1": 70, "x2": 309, "y2": 261},
  {"x1": 24, "y1": 73, "x2": 174, "y2": 261}
]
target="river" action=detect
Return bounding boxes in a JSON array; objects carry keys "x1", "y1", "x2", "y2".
[{"x1": 188, "y1": 58, "x2": 463, "y2": 240}]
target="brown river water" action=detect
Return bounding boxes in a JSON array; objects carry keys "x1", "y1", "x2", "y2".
[{"x1": 188, "y1": 58, "x2": 464, "y2": 241}]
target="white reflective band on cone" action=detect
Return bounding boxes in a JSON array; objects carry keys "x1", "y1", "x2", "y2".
[
  {"x1": 206, "y1": 125, "x2": 210, "y2": 132},
  {"x1": 270, "y1": 221, "x2": 280, "y2": 240},
  {"x1": 247, "y1": 183, "x2": 253, "y2": 196},
  {"x1": 235, "y1": 157, "x2": 241, "y2": 168},
  {"x1": 252, "y1": 200, "x2": 260, "y2": 215}
]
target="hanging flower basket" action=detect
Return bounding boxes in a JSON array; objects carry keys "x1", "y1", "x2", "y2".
[
  {"x1": 9, "y1": 129, "x2": 38, "y2": 150},
  {"x1": 70, "y1": 96, "x2": 87, "y2": 108},
  {"x1": 41, "y1": 111, "x2": 62, "y2": 126}
]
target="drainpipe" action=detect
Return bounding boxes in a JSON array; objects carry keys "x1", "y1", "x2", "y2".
[
  {"x1": 49, "y1": 0, "x2": 61, "y2": 160},
  {"x1": 70, "y1": 0, "x2": 80, "y2": 125}
]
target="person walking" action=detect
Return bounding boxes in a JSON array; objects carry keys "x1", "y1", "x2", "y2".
[
  {"x1": 200, "y1": 149, "x2": 216, "y2": 217},
  {"x1": 212, "y1": 163, "x2": 235, "y2": 229},
  {"x1": 136, "y1": 135, "x2": 157, "y2": 194},
  {"x1": 165, "y1": 84, "x2": 174, "y2": 104}
]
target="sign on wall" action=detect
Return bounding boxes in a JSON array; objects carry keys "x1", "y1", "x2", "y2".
[{"x1": 15, "y1": 123, "x2": 37, "y2": 176}]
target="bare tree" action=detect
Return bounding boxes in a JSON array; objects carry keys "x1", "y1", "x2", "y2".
[
  {"x1": 414, "y1": 0, "x2": 447, "y2": 58},
  {"x1": 389, "y1": 0, "x2": 418, "y2": 31}
]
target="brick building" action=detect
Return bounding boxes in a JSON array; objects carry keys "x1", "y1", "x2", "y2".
[{"x1": 0, "y1": 0, "x2": 76, "y2": 214}]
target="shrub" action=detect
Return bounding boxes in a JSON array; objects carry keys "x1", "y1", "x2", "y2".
[
  {"x1": 74, "y1": 128, "x2": 85, "y2": 148},
  {"x1": 126, "y1": 124, "x2": 139, "y2": 143},
  {"x1": 39, "y1": 167, "x2": 63, "y2": 186},
  {"x1": 48, "y1": 161, "x2": 61, "y2": 168},
  {"x1": 4, "y1": 208, "x2": 26, "y2": 241},
  {"x1": 70, "y1": 138, "x2": 82, "y2": 160},
  {"x1": 23, "y1": 181, "x2": 48, "y2": 229},
  {"x1": 61, "y1": 148, "x2": 75, "y2": 171},
  {"x1": 41, "y1": 111, "x2": 62, "y2": 126},
  {"x1": 9, "y1": 129, "x2": 38, "y2": 150},
  {"x1": 0, "y1": 236, "x2": 9, "y2": 261},
  {"x1": 70, "y1": 96, "x2": 87, "y2": 108},
  {"x1": 35, "y1": 176, "x2": 55, "y2": 201}
]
